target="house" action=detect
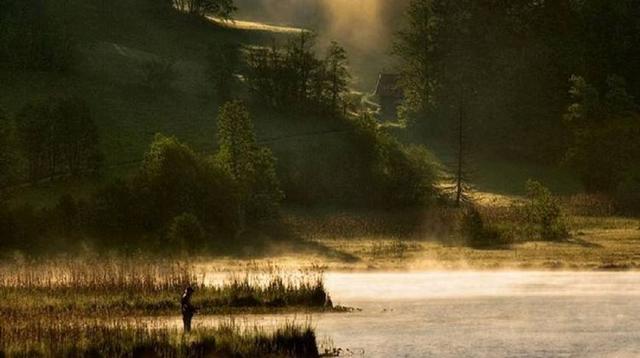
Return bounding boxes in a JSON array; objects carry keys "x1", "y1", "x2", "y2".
[{"x1": 374, "y1": 73, "x2": 403, "y2": 120}]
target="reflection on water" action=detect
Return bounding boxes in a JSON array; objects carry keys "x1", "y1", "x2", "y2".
[{"x1": 193, "y1": 271, "x2": 640, "y2": 357}]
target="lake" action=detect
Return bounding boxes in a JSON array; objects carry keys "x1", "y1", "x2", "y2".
[{"x1": 192, "y1": 271, "x2": 640, "y2": 357}]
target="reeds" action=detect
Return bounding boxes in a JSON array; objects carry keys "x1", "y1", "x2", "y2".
[
  {"x1": 0, "y1": 319, "x2": 319, "y2": 357},
  {"x1": 0, "y1": 259, "x2": 332, "y2": 317}
]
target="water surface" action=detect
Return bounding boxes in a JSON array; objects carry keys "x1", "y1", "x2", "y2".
[{"x1": 197, "y1": 271, "x2": 640, "y2": 357}]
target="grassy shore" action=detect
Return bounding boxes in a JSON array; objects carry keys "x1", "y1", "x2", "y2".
[
  {"x1": 0, "y1": 260, "x2": 335, "y2": 318},
  {"x1": 216, "y1": 195, "x2": 640, "y2": 271},
  {"x1": 0, "y1": 319, "x2": 318, "y2": 357}
]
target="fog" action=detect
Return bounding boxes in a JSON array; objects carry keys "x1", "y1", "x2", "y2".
[{"x1": 234, "y1": 0, "x2": 410, "y2": 89}]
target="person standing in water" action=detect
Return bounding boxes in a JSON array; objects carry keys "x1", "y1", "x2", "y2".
[{"x1": 181, "y1": 286, "x2": 196, "y2": 332}]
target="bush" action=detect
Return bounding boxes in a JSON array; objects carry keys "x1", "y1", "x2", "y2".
[
  {"x1": 347, "y1": 114, "x2": 440, "y2": 208},
  {"x1": 615, "y1": 170, "x2": 640, "y2": 214},
  {"x1": 523, "y1": 180, "x2": 569, "y2": 241},
  {"x1": 167, "y1": 213, "x2": 205, "y2": 252},
  {"x1": 459, "y1": 206, "x2": 504, "y2": 248}
]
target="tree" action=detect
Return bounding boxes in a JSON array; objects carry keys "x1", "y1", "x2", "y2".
[
  {"x1": 524, "y1": 180, "x2": 569, "y2": 241},
  {"x1": 245, "y1": 35, "x2": 352, "y2": 116},
  {"x1": 215, "y1": 101, "x2": 282, "y2": 233},
  {"x1": 55, "y1": 97, "x2": 102, "y2": 176},
  {"x1": 392, "y1": 0, "x2": 437, "y2": 122},
  {"x1": 167, "y1": 213, "x2": 205, "y2": 253},
  {"x1": 0, "y1": 109, "x2": 16, "y2": 191},
  {"x1": 325, "y1": 42, "x2": 350, "y2": 114},
  {"x1": 564, "y1": 75, "x2": 640, "y2": 195},
  {"x1": 287, "y1": 31, "x2": 318, "y2": 108},
  {"x1": 395, "y1": 0, "x2": 481, "y2": 206},
  {"x1": 207, "y1": 42, "x2": 240, "y2": 102},
  {"x1": 137, "y1": 134, "x2": 237, "y2": 234},
  {"x1": 15, "y1": 99, "x2": 56, "y2": 180},
  {"x1": 451, "y1": 99, "x2": 473, "y2": 207},
  {"x1": 15, "y1": 97, "x2": 102, "y2": 181}
]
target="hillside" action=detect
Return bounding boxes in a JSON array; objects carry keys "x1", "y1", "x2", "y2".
[
  {"x1": 1, "y1": 0, "x2": 324, "y2": 168},
  {"x1": 1, "y1": 0, "x2": 365, "y2": 206}
]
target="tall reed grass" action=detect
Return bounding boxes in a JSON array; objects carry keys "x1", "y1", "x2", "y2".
[
  {"x1": 0, "y1": 319, "x2": 319, "y2": 357},
  {"x1": 0, "y1": 259, "x2": 332, "y2": 318}
]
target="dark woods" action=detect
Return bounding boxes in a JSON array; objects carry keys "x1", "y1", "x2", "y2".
[{"x1": 395, "y1": 0, "x2": 640, "y2": 212}]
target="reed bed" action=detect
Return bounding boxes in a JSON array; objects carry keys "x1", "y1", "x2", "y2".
[
  {"x1": 0, "y1": 318, "x2": 319, "y2": 357},
  {"x1": 0, "y1": 259, "x2": 332, "y2": 318}
]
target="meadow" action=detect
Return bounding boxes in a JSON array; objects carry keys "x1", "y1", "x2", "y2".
[{"x1": 266, "y1": 192, "x2": 640, "y2": 271}]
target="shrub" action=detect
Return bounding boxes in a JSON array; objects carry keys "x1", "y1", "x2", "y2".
[
  {"x1": 523, "y1": 180, "x2": 569, "y2": 241},
  {"x1": 167, "y1": 213, "x2": 205, "y2": 252},
  {"x1": 615, "y1": 170, "x2": 640, "y2": 214},
  {"x1": 348, "y1": 114, "x2": 440, "y2": 208},
  {"x1": 459, "y1": 205, "x2": 504, "y2": 248}
]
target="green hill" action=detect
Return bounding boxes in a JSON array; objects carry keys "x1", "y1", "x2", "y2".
[{"x1": 1, "y1": 0, "x2": 300, "y2": 168}]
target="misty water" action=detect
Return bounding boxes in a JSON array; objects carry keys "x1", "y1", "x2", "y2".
[{"x1": 190, "y1": 271, "x2": 640, "y2": 357}]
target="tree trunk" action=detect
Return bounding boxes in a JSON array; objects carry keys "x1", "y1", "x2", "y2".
[{"x1": 455, "y1": 92, "x2": 465, "y2": 207}]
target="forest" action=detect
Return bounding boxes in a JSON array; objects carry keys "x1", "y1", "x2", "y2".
[{"x1": 1, "y1": 0, "x2": 639, "y2": 254}]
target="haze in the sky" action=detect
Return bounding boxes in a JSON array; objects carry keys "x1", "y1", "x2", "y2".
[{"x1": 234, "y1": 0, "x2": 409, "y2": 89}]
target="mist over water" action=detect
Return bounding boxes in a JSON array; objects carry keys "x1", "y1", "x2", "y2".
[{"x1": 191, "y1": 270, "x2": 640, "y2": 357}]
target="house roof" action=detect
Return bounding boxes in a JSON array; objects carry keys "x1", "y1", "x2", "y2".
[{"x1": 374, "y1": 73, "x2": 403, "y2": 98}]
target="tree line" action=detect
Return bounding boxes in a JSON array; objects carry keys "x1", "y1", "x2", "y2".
[
  {"x1": 0, "y1": 101, "x2": 282, "y2": 253},
  {"x1": 395, "y1": 0, "x2": 640, "y2": 212},
  {"x1": 245, "y1": 32, "x2": 351, "y2": 116},
  {"x1": 0, "y1": 97, "x2": 102, "y2": 187}
]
